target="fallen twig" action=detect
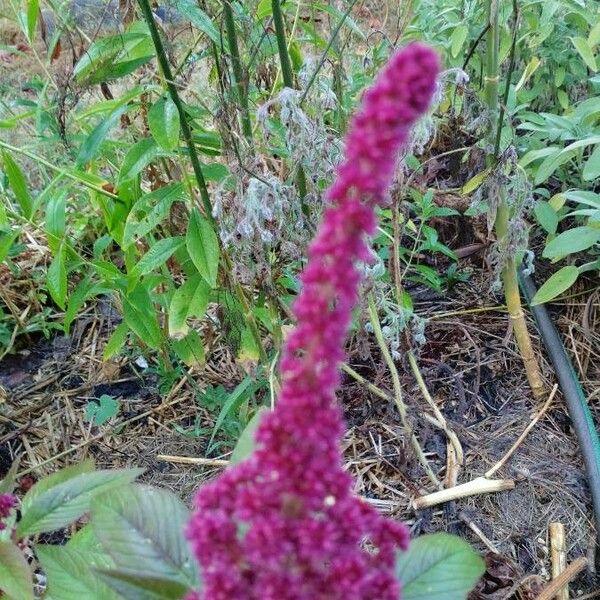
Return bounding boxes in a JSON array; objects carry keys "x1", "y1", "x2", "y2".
[{"x1": 536, "y1": 557, "x2": 588, "y2": 600}]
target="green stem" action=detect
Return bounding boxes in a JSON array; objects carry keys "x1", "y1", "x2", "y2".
[
  {"x1": 272, "y1": 0, "x2": 294, "y2": 88},
  {"x1": 223, "y1": 0, "x2": 254, "y2": 145},
  {"x1": 485, "y1": 0, "x2": 544, "y2": 399},
  {"x1": 137, "y1": 0, "x2": 212, "y2": 219}
]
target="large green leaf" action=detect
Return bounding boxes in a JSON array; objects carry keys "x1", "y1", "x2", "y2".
[
  {"x1": 531, "y1": 266, "x2": 580, "y2": 305},
  {"x1": 149, "y1": 98, "x2": 180, "y2": 152},
  {"x1": 230, "y1": 407, "x2": 267, "y2": 464},
  {"x1": 395, "y1": 533, "x2": 484, "y2": 600},
  {"x1": 583, "y1": 144, "x2": 600, "y2": 181},
  {"x1": 21, "y1": 459, "x2": 95, "y2": 514},
  {"x1": 168, "y1": 274, "x2": 210, "y2": 338},
  {"x1": 129, "y1": 236, "x2": 184, "y2": 279},
  {"x1": 36, "y1": 545, "x2": 119, "y2": 600},
  {"x1": 95, "y1": 568, "x2": 190, "y2": 600},
  {"x1": 571, "y1": 36, "x2": 598, "y2": 72},
  {"x1": 2, "y1": 151, "x2": 33, "y2": 219},
  {"x1": 534, "y1": 201, "x2": 558, "y2": 234},
  {"x1": 186, "y1": 208, "x2": 220, "y2": 288},
  {"x1": 77, "y1": 105, "x2": 129, "y2": 167},
  {"x1": 0, "y1": 542, "x2": 33, "y2": 600},
  {"x1": 543, "y1": 226, "x2": 600, "y2": 258},
  {"x1": 17, "y1": 468, "x2": 143, "y2": 537},
  {"x1": 91, "y1": 484, "x2": 199, "y2": 593}
]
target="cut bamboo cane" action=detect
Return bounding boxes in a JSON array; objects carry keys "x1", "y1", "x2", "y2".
[{"x1": 549, "y1": 522, "x2": 568, "y2": 600}]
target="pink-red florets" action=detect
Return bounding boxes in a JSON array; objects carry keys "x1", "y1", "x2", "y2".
[{"x1": 187, "y1": 43, "x2": 440, "y2": 600}]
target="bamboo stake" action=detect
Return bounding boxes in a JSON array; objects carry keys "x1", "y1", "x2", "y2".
[
  {"x1": 413, "y1": 477, "x2": 515, "y2": 509},
  {"x1": 536, "y1": 557, "x2": 588, "y2": 600},
  {"x1": 549, "y1": 522, "x2": 569, "y2": 600}
]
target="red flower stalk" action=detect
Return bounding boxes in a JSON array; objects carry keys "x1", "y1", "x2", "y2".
[{"x1": 187, "y1": 43, "x2": 440, "y2": 600}]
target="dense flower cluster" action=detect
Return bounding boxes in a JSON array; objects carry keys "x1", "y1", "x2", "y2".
[
  {"x1": 187, "y1": 43, "x2": 440, "y2": 600},
  {"x1": 0, "y1": 493, "x2": 16, "y2": 530}
]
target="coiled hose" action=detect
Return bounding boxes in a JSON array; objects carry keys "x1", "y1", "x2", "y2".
[{"x1": 519, "y1": 269, "x2": 600, "y2": 546}]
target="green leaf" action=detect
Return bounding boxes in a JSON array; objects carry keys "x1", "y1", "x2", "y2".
[
  {"x1": 534, "y1": 149, "x2": 576, "y2": 185},
  {"x1": 395, "y1": 533, "x2": 485, "y2": 600},
  {"x1": 148, "y1": 97, "x2": 180, "y2": 152},
  {"x1": 0, "y1": 459, "x2": 20, "y2": 494},
  {"x1": 534, "y1": 201, "x2": 558, "y2": 234},
  {"x1": 94, "y1": 568, "x2": 190, "y2": 600},
  {"x1": 589, "y1": 20, "x2": 600, "y2": 47},
  {"x1": 0, "y1": 542, "x2": 33, "y2": 600},
  {"x1": 0, "y1": 228, "x2": 20, "y2": 264},
  {"x1": 543, "y1": 226, "x2": 600, "y2": 258},
  {"x1": 571, "y1": 36, "x2": 598, "y2": 71},
  {"x1": 450, "y1": 24, "x2": 468, "y2": 58},
  {"x1": 17, "y1": 468, "x2": 143, "y2": 537},
  {"x1": 122, "y1": 286, "x2": 163, "y2": 349},
  {"x1": 230, "y1": 407, "x2": 267, "y2": 464},
  {"x1": 85, "y1": 395, "x2": 120, "y2": 426},
  {"x1": 172, "y1": 0, "x2": 220, "y2": 44},
  {"x1": 207, "y1": 377, "x2": 254, "y2": 453},
  {"x1": 21, "y1": 459, "x2": 95, "y2": 514},
  {"x1": 583, "y1": 144, "x2": 600, "y2": 181},
  {"x1": 531, "y1": 266, "x2": 580, "y2": 305},
  {"x1": 91, "y1": 484, "x2": 199, "y2": 591},
  {"x1": 186, "y1": 208, "x2": 220, "y2": 288},
  {"x1": 171, "y1": 330, "x2": 205, "y2": 367},
  {"x1": 168, "y1": 274, "x2": 210, "y2": 338},
  {"x1": 118, "y1": 138, "x2": 164, "y2": 184},
  {"x1": 129, "y1": 236, "x2": 184, "y2": 279},
  {"x1": 26, "y1": 0, "x2": 39, "y2": 42},
  {"x1": 123, "y1": 184, "x2": 185, "y2": 249},
  {"x1": 2, "y1": 151, "x2": 33, "y2": 219},
  {"x1": 47, "y1": 244, "x2": 67, "y2": 310},
  {"x1": 67, "y1": 524, "x2": 104, "y2": 552},
  {"x1": 77, "y1": 105, "x2": 128, "y2": 167},
  {"x1": 36, "y1": 545, "x2": 119, "y2": 600},
  {"x1": 45, "y1": 190, "x2": 66, "y2": 254},
  {"x1": 103, "y1": 322, "x2": 129, "y2": 360}
]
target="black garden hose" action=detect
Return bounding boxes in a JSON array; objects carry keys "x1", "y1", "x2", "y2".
[{"x1": 519, "y1": 269, "x2": 600, "y2": 546}]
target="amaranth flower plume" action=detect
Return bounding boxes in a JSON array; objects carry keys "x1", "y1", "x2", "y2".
[{"x1": 187, "y1": 42, "x2": 440, "y2": 600}]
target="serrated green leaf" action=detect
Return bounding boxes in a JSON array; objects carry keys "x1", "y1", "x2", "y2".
[
  {"x1": 17, "y1": 468, "x2": 143, "y2": 537},
  {"x1": 85, "y1": 395, "x2": 120, "y2": 427},
  {"x1": 186, "y1": 208, "x2": 220, "y2": 288},
  {"x1": 583, "y1": 144, "x2": 600, "y2": 181},
  {"x1": 571, "y1": 36, "x2": 598, "y2": 72},
  {"x1": 67, "y1": 524, "x2": 103, "y2": 552},
  {"x1": 94, "y1": 567, "x2": 190, "y2": 600},
  {"x1": 543, "y1": 226, "x2": 600, "y2": 258},
  {"x1": 129, "y1": 236, "x2": 184, "y2": 279},
  {"x1": 47, "y1": 244, "x2": 68, "y2": 310},
  {"x1": 91, "y1": 484, "x2": 199, "y2": 590},
  {"x1": 0, "y1": 542, "x2": 33, "y2": 600},
  {"x1": 148, "y1": 97, "x2": 180, "y2": 152},
  {"x1": 168, "y1": 274, "x2": 210, "y2": 338},
  {"x1": 534, "y1": 201, "x2": 558, "y2": 234},
  {"x1": 531, "y1": 266, "x2": 580, "y2": 305},
  {"x1": 21, "y1": 459, "x2": 95, "y2": 514},
  {"x1": 36, "y1": 545, "x2": 119, "y2": 600},
  {"x1": 2, "y1": 151, "x2": 33, "y2": 219},
  {"x1": 396, "y1": 533, "x2": 484, "y2": 600}
]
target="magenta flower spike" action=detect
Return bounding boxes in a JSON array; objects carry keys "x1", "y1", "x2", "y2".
[{"x1": 187, "y1": 43, "x2": 440, "y2": 600}]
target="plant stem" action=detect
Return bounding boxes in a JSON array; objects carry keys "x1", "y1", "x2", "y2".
[
  {"x1": 485, "y1": 0, "x2": 544, "y2": 399},
  {"x1": 223, "y1": 0, "x2": 254, "y2": 145},
  {"x1": 272, "y1": 0, "x2": 294, "y2": 89},
  {"x1": 137, "y1": 0, "x2": 212, "y2": 219},
  {"x1": 367, "y1": 294, "x2": 442, "y2": 490}
]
